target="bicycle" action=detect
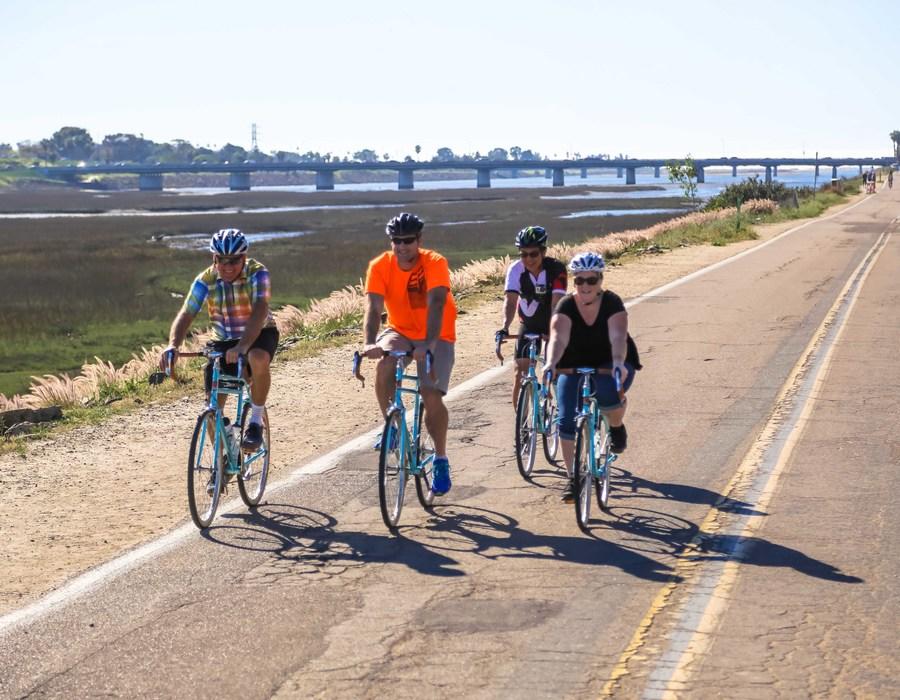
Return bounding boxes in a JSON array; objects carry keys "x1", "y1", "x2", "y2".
[
  {"x1": 495, "y1": 331, "x2": 560, "y2": 480},
  {"x1": 564, "y1": 367, "x2": 623, "y2": 533},
  {"x1": 352, "y1": 349, "x2": 436, "y2": 531},
  {"x1": 152, "y1": 348, "x2": 270, "y2": 529}
]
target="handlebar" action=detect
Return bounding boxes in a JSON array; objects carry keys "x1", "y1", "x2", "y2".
[
  {"x1": 149, "y1": 347, "x2": 245, "y2": 385},
  {"x1": 352, "y1": 348, "x2": 434, "y2": 387}
]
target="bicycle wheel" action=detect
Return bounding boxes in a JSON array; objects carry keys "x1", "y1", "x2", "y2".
[
  {"x1": 594, "y1": 417, "x2": 612, "y2": 511},
  {"x1": 415, "y1": 420, "x2": 436, "y2": 509},
  {"x1": 238, "y1": 407, "x2": 270, "y2": 508},
  {"x1": 541, "y1": 382, "x2": 561, "y2": 466},
  {"x1": 379, "y1": 409, "x2": 407, "y2": 530},
  {"x1": 187, "y1": 409, "x2": 224, "y2": 529},
  {"x1": 515, "y1": 380, "x2": 538, "y2": 479},
  {"x1": 573, "y1": 416, "x2": 593, "y2": 533}
]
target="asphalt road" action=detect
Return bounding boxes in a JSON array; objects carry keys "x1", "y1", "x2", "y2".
[{"x1": 2, "y1": 190, "x2": 898, "y2": 699}]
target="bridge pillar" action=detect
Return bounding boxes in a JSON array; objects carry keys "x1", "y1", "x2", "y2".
[
  {"x1": 477, "y1": 168, "x2": 491, "y2": 188},
  {"x1": 625, "y1": 167, "x2": 636, "y2": 185},
  {"x1": 832, "y1": 165, "x2": 838, "y2": 179},
  {"x1": 732, "y1": 165, "x2": 738, "y2": 177},
  {"x1": 773, "y1": 165, "x2": 778, "y2": 177},
  {"x1": 315, "y1": 170, "x2": 335, "y2": 190},
  {"x1": 654, "y1": 166, "x2": 661, "y2": 178},
  {"x1": 580, "y1": 168, "x2": 588, "y2": 179},
  {"x1": 552, "y1": 168, "x2": 565, "y2": 187},
  {"x1": 138, "y1": 173, "x2": 163, "y2": 191},
  {"x1": 765, "y1": 166, "x2": 772, "y2": 183},
  {"x1": 398, "y1": 169, "x2": 414, "y2": 190},
  {"x1": 229, "y1": 172, "x2": 251, "y2": 191},
  {"x1": 544, "y1": 168, "x2": 552, "y2": 179},
  {"x1": 696, "y1": 167, "x2": 705, "y2": 184},
  {"x1": 858, "y1": 165, "x2": 863, "y2": 175},
  {"x1": 616, "y1": 167, "x2": 623, "y2": 178}
]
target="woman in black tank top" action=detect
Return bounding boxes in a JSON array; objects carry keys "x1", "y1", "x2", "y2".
[{"x1": 544, "y1": 252, "x2": 640, "y2": 502}]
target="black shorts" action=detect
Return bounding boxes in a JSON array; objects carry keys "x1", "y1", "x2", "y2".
[
  {"x1": 204, "y1": 326, "x2": 279, "y2": 394},
  {"x1": 514, "y1": 325, "x2": 546, "y2": 361}
]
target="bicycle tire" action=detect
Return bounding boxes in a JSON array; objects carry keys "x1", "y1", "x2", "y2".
[
  {"x1": 515, "y1": 380, "x2": 538, "y2": 479},
  {"x1": 415, "y1": 407, "x2": 436, "y2": 508},
  {"x1": 541, "y1": 382, "x2": 561, "y2": 466},
  {"x1": 238, "y1": 407, "x2": 270, "y2": 508},
  {"x1": 379, "y1": 409, "x2": 407, "y2": 530},
  {"x1": 187, "y1": 409, "x2": 224, "y2": 529},
  {"x1": 573, "y1": 415, "x2": 593, "y2": 533},
  {"x1": 594, "y1": 417, "x2": 612, "y2": 511}
]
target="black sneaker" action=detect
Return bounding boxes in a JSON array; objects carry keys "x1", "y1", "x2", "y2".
[
  {"x1": 242, "y1": 422, "x2": 263, "y2": 452},
  {"x1": 561, "y1": 478, "x2": 576, "y2": 502},
  {"x1": 610, "y1": 424, "x2": 627, "y2": 454}
]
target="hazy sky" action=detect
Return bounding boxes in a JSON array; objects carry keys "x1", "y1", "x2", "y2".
[{"x1": 4, "y1": 0, "x2": 898, "y2": 159}]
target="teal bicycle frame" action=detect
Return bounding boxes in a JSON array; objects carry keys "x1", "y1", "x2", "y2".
[
  {"x1": 496, "y1": 331, "x2": 560, "y2": 479},
  {"x1": 571, "y1": 367, "x2": 622, "y2": 532},
  {"x1": 353, "y1": 349, "x2": 436, "y2": 530},
  {"x1": 168, "y1": 349, "x2": 270, "y2": 529}
]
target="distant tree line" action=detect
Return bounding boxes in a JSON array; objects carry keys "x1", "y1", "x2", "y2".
[{"x1": 1, "y1": 127, "x2": 619, "y2": 166}]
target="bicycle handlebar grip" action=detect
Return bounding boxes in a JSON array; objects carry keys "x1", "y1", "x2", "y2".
[
  {"x1": 614, "y1": 367, "x2": 623, "y2": 393},
  {"x1": 164, "y1": 348, "x2": 176, "y2": 376},
  {"x1": 543, "y1": 368, "x2": 554, "y2": 386},
  {"x1": 425, "y1": 350, "x2": 434, "y2": 377}
]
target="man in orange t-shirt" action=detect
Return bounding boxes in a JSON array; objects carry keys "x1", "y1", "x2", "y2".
[{"x1": 363, "y1": 213, "x2": 457, "y2": 495}]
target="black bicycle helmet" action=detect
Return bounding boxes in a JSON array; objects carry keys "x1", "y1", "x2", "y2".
[
  {"x1": 515, "y1": 225, "x2": 548, "y2": 248},
  {"x1": 385, "y1": 212, "x2": 424, "y2": 236}
]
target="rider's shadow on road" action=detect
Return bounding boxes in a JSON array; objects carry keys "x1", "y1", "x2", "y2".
[
  {"x1": 613, "y1": 468, "x2": 764, "y2": 516},
  {"x1": 694, "y1": 533, "x2": 863, "y2": 583},
  {"x1": 204, "y1": 502, "x2": 678, "y2": 584}
]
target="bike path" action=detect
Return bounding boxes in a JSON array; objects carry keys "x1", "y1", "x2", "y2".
[{"x1": 0, "y1": 192, "x2": 895, "y2": 699}]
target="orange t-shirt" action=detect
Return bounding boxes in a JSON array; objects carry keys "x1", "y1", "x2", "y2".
[{"x1": 365, "y1": 248, "x2": 457, "y2": 342}]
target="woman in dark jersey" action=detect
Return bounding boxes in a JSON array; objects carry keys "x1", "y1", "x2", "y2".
[{"x1": 544, "y1": 252, "x2": 641, "y2": 502}]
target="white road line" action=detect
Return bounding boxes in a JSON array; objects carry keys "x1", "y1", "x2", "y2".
[{"x1": 0, "y1": 195, "x2": 872, "y2": 637}]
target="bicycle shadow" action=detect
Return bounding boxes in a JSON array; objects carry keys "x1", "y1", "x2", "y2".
[
  {"x1": 203, "y1": 503, "x2": 465, "y2": 578},
  {"x1": 202, "y1": 502, "x2": 678, "y2": 583}
]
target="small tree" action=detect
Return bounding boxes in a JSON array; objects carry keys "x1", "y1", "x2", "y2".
[
  {"x1": 889, "y1": 130, "x2": 900, "y2": 161},
  {"x1": 667, "y1": 155, "x2": 698, "y2": 206}
]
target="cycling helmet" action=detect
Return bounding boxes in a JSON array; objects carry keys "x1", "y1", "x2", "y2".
[
  {"x1": 567, "y1": 251, "x2": 606, "y2": 273},
  {"x1": 385, "y1": 212, "x2": 424, "y2": 236},
  {"x1": 515, "y1": 225, "x2": 548, "y2": 248},
  {"x1": 209, "y1": 228, "x2": 249, "y2": 255}
]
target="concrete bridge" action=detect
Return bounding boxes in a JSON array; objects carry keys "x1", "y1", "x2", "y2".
[{"x1": 43, "y1": 156, "x2": 895, "y2": 192}]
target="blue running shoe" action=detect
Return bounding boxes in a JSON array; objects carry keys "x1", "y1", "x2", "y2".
[
  {"x1": 374, "y1": 425, "x2": 398, "y2": 451},
  {"x1": 431, "y1": 457, "x2": 452, "y2": 496}
]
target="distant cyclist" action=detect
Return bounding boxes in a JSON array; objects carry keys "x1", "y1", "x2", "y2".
[
  {"x1": 544, "y1": 252, "x2": 641, "y2": 502},
  {"x1": 888, "y1": 169, "x2": 894, "y2": 189},
  {"x1": 160, "y1": 228, "x2": 278, "y2": 451},
  {"x1": 497, "y1": 225, "x2": 567, "y2": 406},
  {"x1": 362, "y1": 213, "x2": 458, "y2": 496}
]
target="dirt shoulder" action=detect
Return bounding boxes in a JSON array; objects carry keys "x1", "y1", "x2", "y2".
[{"x1": 0, "y1": 197, "x2": 863, "y2": 617}]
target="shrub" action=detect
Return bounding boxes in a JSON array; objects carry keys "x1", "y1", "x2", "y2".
[{"x1": 705, "y1": 176, "x2": 792, "y2": 210}]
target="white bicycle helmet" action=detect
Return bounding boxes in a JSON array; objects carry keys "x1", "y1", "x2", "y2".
[
  {"x1": 567, "y1": 251, "x2": 606, "y2": 274},
  {"x1": 209, "y1": 228, "x2": 249, "y2": 255}
]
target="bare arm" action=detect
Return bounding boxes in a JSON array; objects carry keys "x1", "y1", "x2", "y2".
[
  {"x1": 160, "y1": 309, "x2": 196, "y2": 369},
  {"x1": 363, "y1": 293, "x2": 385, "y2": 356},
  {"x1": 235, "y1": 300, "x2": 269, "y2": 355},
  {"x1": 501, "y1": 292, "x2": 519, "y2": 332},
  {"x1": 544, "y1": 312, "x2": 572, "y2": 371},
  {"x1": 425, "y1": 286, "x2": 448, "y2": 346},
  {"x1": 608, "y1": 310, "x2": 629, "y2": 382}
]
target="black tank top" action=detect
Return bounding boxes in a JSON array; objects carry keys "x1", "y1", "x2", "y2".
[{"x1": 556, "y1": 291, "x2": 641, "y2": 369}]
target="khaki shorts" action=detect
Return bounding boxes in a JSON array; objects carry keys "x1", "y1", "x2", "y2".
[{"x1": 376, "y1": 328, "x2": 455, "y2": 395}]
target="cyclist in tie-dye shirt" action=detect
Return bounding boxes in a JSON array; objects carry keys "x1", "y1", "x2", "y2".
[{"x1": 160, "y1": 229, "x2": 279, "y2": 451}]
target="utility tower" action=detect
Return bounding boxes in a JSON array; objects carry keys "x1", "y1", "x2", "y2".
[{"x1": 251, "y1": 123, "x2": 259, "y2": 153}]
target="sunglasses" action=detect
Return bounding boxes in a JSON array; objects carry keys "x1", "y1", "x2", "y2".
[
  {"x1": 519, "y1": 250, "x2": 541, "y2": 259},
  {"x1": 391, "y1": 236, "x2": 418, "y2": 245},
  {"x1": 573, "y1": 276, "x2": 601, "y2": 286},
  {"x1": 215, "y1": 255, "x2": 244, "y2": 265}
]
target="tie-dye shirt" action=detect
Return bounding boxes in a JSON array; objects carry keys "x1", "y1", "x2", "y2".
[{"x1": 181, "y1": 258, "x2": 276, "y2": 341}]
